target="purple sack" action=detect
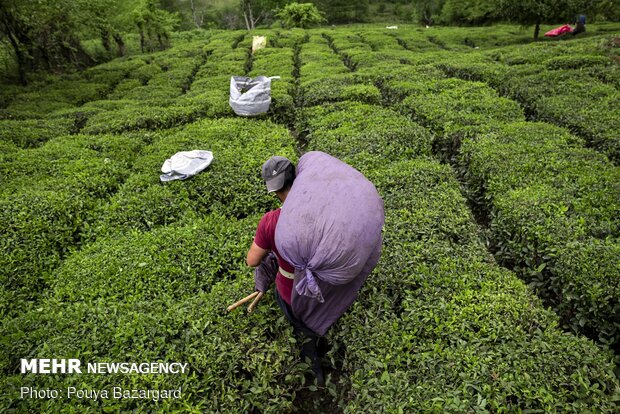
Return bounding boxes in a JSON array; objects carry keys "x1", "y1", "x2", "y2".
[{"x1": 275, "y1": 151, "x2": 384, "y2": 304}]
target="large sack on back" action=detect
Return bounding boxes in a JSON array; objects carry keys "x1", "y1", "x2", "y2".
[{"x1": 275, "y1": 151, "x2": 384, "y2": 305}]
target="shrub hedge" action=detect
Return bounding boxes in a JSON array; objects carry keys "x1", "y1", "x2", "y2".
[
  {"x1": 300, "y1": 102, "x2": 431, "y2": 160},
  {"x1": 91, "y1": 118, "x2": 296, "y2": 238},
  {"x1": 249, "y1": 47, "x2": 296, "y2": 124},
  {"x1": 0, "y1": 134, "x2": 141, "y2": 317},
  {"x1": 2, "y1": 25, "x2": 620, "y2": 413},
  {"x1": 458, "y1": 121, "x2": 620, "y2": 349},
  {"x1": 1, "y1": 217, "x2": 308, "y2": 413},
  {"x1": 396, "y1": 78, "x2": 525, "y2": 158},
  {"x1": 335, "y1": 158, "x2": 620, "y2": 412},
  {"x1": 436, "y1": 41, "x2": 620, "y2": 163},
  {"x1": 0, "y1": 118, "x2": 74, "y2": 148},
  {"x1": 298, "y1": 85, "x2": 619, "y2": 409}
]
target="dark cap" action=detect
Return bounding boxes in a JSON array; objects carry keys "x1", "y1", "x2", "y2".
[{"x1": 261, "y1": 156, "x2": 292, "y2": 192}]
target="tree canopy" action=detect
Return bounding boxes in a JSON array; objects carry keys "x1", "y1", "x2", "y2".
[{"x1": 277, "y1": 2, "x2": 325, "y2": 28}]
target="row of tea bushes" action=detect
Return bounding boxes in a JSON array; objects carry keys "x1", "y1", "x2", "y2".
[
  {"x1": 1, "y1": 215, "x2": 308, "y2": 413},
  {"x1": 299, "y1": 34, "x2": 349, "y2": 82},
  {"x1": 90, "y1": 118, "x2": 296, "y2": 239},
  {"x1": 297, "y1": 33, "x2": 352, "y2": 108},
  {"x1": 299, "y1": 102, "x2": 431, "y2": 162},
  {"x1": 434, "y1": 38, "x2": 620, "y2": 163},
  {"x1": 298, "y1": 34, "x2": 384, "y2": 107},
  {"x1": 327, "y1": 29, "x2": 444, "y2": 70},
  {"x1": 380, "y1": 62, "x2": 619, "y2": 352},
  {"x1": 389, "y1": 29, "x2": 442, "y2": 52},
  {"x1": 394, "y1": 77, "x2": 525, "y2": 158},
  {"x1": 299, "y1": 99, "x2": 620, "y2": 411},
  {"x1": 0, "y1": 117, "x2": 75, "y2": 148},
  {"x1": 249, "y1": 44, "x2": 296, "y2": 124},
  {"x1": 174, "y1": 31, "x2": 251, "y2": 120},
  {"x1": 0, "y1": 80, "x2": 110, "y2": 120},
  {"x1": 458, "y1": 121, "x2": 620, "y2": 348},
  {"x1": 344, "y1": 161, "x2": 619, "y2": 412},
  {"x1": 0, "y1": 56, "x2": 153, "y2": 120},
  {"x1": 47, "y1": 32, "x2": 239, "y2": 136},
  {"x1": 0, "y1": 134, "x2": 142, "y2": 318},
  {"x1": 503, "y1": 69, "x2": 619, "y2": 163},
  {"x1": 271, "y1": 28, "x2": 307, "y2": 49},
  {"x1": 81, "y1": 49, "x2": 213, "y2": 134}
]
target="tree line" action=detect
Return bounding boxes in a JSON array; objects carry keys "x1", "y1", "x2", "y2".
[
  {"x1": 1, "y1": 0, "x2": 618, "y2": 84},
  {"x1": 0, "y1": 0, "x2": 178, "y2": 84}
]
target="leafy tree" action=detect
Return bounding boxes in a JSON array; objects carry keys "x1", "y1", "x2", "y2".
[
  {"x1": 277, "y1": 2, "x2": 325, "y2": 28},
  {"x1": 440, "y1": 0, "x2": 497, "y2": 25},
  {"x1": 131, "y1": 0, "x2": 180, "y2": 52},
  {"x1": 239, "y1": 0, "x2": 286, "y2": 29},
  {"x1": 0, "y1": 0, "x2": 95, "y2": 84},
  {"x1": 412, "y1": 0, "x2": 446, "y2": 26},
  {"x1": 496, "y1": 0, "x2": 600, "y2": 39},
  {"x1": 312, "y1": 0, "x2": 369, "y2": 24},
  {"x1": 77, "y1": 0, "x2": 137, "y2": 58}
]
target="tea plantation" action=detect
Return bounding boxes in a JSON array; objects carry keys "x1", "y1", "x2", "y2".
[{"x1": 1, "y1": 24, "x2": 620, "y2": 413}]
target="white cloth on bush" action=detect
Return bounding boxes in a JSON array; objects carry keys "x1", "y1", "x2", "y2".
[{"x1": 160, "y1": 150, "x2": 213, "y2": 182}]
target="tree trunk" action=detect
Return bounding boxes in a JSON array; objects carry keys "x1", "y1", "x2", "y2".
[
  {"x1": 6, "y1": 30, "x2": 27, "y2": 85},
  {"x1": 66, "y1": 38, "x2": 95, "y2": 68},
  {"x1": 139, "y1": 27, "x2": 146, "y2": 53},
  {"x1": 190, "y1": 0, "x2": 202, "y2": 29},
  {"x1": 113, "y1": 33, "x2": 125, "y2": 56},
  {"x1": 0, "y1": 7, "x2": 31, "y2": 83},
  {"x1": 534, "y1": 22, "x2": 540, "y2": 40},
  {"x1": 248, "y1": 5, "x2": 255, "y2": 30},
  {"x1": 243, "y1": 11, "x2": 251, "y2": 30},
  {"x1": 100, "y1": 29, "x2": 111, "y2": 53}
]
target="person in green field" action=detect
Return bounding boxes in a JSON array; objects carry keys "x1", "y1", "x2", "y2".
[
  {"x1": 245, "y1": 156, "x2": 325, "y2": 386},
  {"x1": 571, "y1": 15, "x2": 586, "y2": 36}
]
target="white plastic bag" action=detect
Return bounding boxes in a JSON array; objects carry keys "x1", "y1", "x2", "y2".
[
  {"x1": 160, "y1": 150, "x2": 213, "y2": 182},
  {"x1": 229, "y1": 76, "x2": 280, "y2": 116}
]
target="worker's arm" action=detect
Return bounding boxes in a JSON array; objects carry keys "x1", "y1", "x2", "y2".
[{"x1": 246, "y1": 242, "x2": 268, "y2": 267}]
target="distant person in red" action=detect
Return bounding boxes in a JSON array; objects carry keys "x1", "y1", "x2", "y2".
[
  {"x1": 245, "y1": 156, "x2": 325, "y2": 386},
  {"x1": 544, "y1": 15, "x2": 586, "y2": 38},
  {"x1": 572, "y1": 15, "x2": 586, "y2": 36}
]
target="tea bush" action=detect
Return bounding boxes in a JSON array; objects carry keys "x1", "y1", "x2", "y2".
[
  {"x1": 334, "y1": 159, "x2": 620, "y2": 412},
  {"x1": 299, "y1": 35, "x2": 349, "y2": 82},
  {"x1": 2, "y1": 280, "x2": 306, "y2": 413},
  {"x1": 437, "y1": 40, "x2": 620, "y2": 163},
  {"x1": 551, "y1": 239, "x2": 620, "y2": 347},
  {"x1": 397, "y1": 78, "x2": 524, "y2": 158},
  {"x1": 2, "y1": 24, "x2": 620, "y2": 413},
  {"x1": 300, "y1": 74, "x2": 381, "y2": 107},
  {"x1": 0, "y1": 134, "x2": 141, "y2": 317},
  {"x1": 92, "y1": 118, "x2": 296, "y2": 237},
  {"x1": 249, "y1": 47, "x2": 296, "y2": 123},
  {"x1": 81, "y1": 57, "x2": 147, "y2": 86},
  {"x1": 0, "y1": 118, "x2": 74, "y2": 148},
  {"x1": 301, "y1": 102, "x2": 431, "y2": 160},
  {"x1": 298, "y1": 66, "x2": 620, "y2": 407},
  {"x1": 458, "y1": 121, "x2": 620, "y2": 348},
  {"x1": 53, "y1": 214, "x2": 257, "y2": 303}
]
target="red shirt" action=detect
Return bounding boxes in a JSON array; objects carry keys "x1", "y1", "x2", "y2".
[{"x1": 254, "y1": 209, "x2": 295, "y2": 305}]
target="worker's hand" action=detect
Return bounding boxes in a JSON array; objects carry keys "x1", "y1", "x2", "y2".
[{"x1": 227, "y1": 291, "x2": 264, "y2": 314}]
